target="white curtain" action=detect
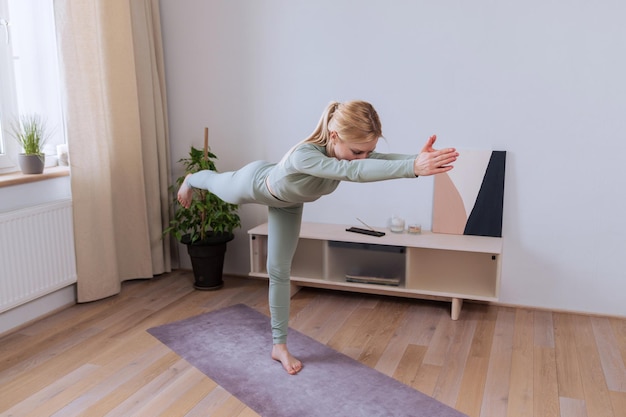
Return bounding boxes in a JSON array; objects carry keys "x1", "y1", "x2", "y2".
[{"x1": 54, "y1": 0, "x2": 172, "y2": 302}]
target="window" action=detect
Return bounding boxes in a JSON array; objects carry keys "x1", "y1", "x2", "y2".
[{"x1": 0, "y1": 0, "x2": 65, "y2": 173}]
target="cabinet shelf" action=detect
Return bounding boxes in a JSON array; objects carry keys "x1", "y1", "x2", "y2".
[{"x1": 249, "y1": 222, "x2": 502, "y2": 319}]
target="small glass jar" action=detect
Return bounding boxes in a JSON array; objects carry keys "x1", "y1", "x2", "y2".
[
  {"x1": 388, "y1": 215, "x2": 405, "y2": 233},
  {"x1": 407, "y1": 223, "x2": 422, "y2": 234}
]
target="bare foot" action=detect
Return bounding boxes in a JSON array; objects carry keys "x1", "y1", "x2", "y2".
[
  {"x1": 177, "y1": 174, "x2": 193, "y2": 208},
  {"x1": 272, "y1": 344, "x2": 302, "y2": 375}
]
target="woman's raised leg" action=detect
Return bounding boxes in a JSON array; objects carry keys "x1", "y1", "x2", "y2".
[{"x1": 179, "y1": 161, "x2": 272, "y2": 207}]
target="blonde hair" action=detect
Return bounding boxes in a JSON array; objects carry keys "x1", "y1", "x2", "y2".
[{"x1": 303, "y1": 100, "x2": 383, "y2": 147}]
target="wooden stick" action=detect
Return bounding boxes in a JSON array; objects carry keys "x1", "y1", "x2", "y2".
[{"x1": 203, "y1": 127, "x2": 209, "y2": 161}]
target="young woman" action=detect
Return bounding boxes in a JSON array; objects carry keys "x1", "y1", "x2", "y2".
[{"x1": 177, "y1": 100, "x2": 458, "y2": 374}]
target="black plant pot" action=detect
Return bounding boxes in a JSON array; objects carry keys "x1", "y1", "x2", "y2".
[{"x1": 183, "y1": 232, "x2": 234, "y2": 290}]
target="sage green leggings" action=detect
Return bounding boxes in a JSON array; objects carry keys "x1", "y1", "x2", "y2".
[{"x1": 187, "y1": 161, "x2": 303, "y2": 344}]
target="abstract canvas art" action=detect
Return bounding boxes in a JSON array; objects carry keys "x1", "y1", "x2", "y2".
[{"x1": 432, "y1": 150, "x2": 506, "y2": 237}]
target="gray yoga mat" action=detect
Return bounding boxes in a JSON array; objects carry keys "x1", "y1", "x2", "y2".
[{"x1": 148, "y1": 303, "x2": 467, "y2": 417}]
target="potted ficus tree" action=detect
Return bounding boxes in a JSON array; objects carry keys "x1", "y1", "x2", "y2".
[
  {"x1": 164, "y1": 128, "x2": 241, "y2": 290},
  {"x1": 9, "y1": 114, "x2": 49, "y2": 174}
]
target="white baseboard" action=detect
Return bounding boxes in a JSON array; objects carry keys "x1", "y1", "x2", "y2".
[{"x1": 0, "y1": 284, "x2": 76, "y2": 337}]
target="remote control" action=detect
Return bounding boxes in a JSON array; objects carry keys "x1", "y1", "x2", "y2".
[{"x1": 345, "y1": 227, "x2": 385, "y2": 237}]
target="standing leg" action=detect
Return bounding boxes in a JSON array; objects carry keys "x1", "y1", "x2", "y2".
[{"x1": 267, "y1": 204, "x2": 303, "y2": 374}]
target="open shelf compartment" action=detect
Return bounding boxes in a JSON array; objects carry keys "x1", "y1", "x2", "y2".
[{"x1": 249, "y1": 234, "x2": 324, "y2": 279}]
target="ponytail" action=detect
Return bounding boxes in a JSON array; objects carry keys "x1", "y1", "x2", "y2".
[
  {"x1": 302, "y1": 100, "x2": 382, "y2": 147},
  {"x1": 302, "y1": 101, "x2": 340, "y2": 146}
]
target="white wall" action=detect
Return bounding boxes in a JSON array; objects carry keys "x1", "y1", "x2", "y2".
[{"x1": 159, "y1": 0, "x2": 626, "y2": 317}]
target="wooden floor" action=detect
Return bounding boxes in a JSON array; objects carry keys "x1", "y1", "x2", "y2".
[{"x1": 1, "y1": 271, "x2": 625, "y2": 417}]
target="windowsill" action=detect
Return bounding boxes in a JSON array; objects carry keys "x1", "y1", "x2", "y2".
[{"x1": 0, "y1": 166, "x2": 70, "y2": 188}]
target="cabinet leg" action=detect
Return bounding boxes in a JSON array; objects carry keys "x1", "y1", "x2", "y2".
[
  {"x1": 290, "y1": 283, "x2": 302, "y2": 298},
  {"x1": 451, "y1": 298, "x2": 463, "y2": 320}
]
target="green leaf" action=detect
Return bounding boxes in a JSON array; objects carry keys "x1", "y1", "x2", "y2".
[{"x1": 7, "y1": 114, "x2": 49, "y2": 155}]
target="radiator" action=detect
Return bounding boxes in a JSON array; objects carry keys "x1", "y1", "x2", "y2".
[{"x1": 0, "y1": 199, "x2": 77, "y2": 313}]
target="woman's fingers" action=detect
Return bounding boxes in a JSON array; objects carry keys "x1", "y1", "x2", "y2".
[
  {"x1": 420, "y1": 134, "x2": 437, "y2": 153},
  {"x1": 414, "y1": 147, "x2": 458, "y2": 176}
]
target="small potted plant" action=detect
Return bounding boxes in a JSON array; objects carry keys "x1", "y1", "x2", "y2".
[
  {"x1": 164, "y1": 129, "x2": 241, "y2": 290},
  {"x1": 9, "y1": 114, "x2": 49, "y2": 174}
]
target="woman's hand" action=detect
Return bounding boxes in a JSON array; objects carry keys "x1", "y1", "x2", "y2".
[{"x1": 413, "y1": 135, "x2": 458, "y2": 176}]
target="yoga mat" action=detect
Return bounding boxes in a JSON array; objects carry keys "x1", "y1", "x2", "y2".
[{"x1": 148, "y1": 304, "x2": 467, "y2": 417}]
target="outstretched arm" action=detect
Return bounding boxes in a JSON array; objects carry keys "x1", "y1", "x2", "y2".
[{"x1": 413, "y1": 135, "x2": 458, "y2": 176}]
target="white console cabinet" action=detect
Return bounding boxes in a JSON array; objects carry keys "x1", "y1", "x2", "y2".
[{"x1": 248, "y1": 222, "x2": 502, "y2": 320}]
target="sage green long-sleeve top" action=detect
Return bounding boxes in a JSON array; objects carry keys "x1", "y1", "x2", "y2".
[{"x1": 266, "y1": 143, "x2": 418, "y2": 203}]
